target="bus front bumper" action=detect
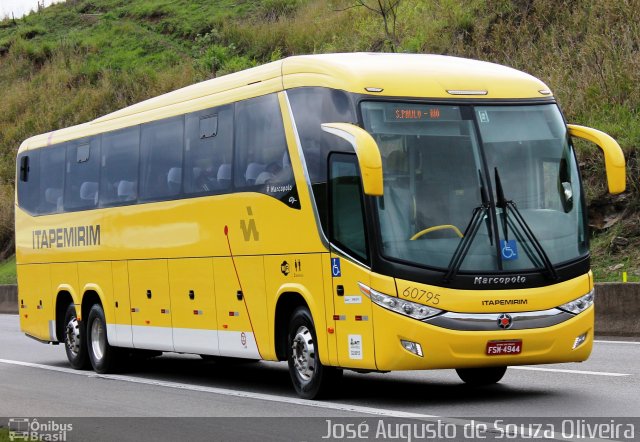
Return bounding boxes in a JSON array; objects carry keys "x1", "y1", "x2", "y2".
[{"x1": 372, "y1": 304, "x2": 594, "y2": 371}]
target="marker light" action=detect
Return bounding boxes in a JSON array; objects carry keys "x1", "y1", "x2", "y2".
[
  {"x1": 446, "y1": 90, "x2": 488, "y2": 95},
  {"x1": 573, "y1": 332, "x2": 588, "y2": 350},
  {"x1": 558, "y1": 290, "x2": 594, "y2": 315},
  {"x1": 358, "y1": 283, "x2": 442, "y2": 321},
  {"x1": 401, "y1": 340, "x2": 424, "y2": 357}
]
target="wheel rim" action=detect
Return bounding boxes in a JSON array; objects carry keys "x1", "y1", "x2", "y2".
[
  {"x1": 90, "y1": 317, "x2": 105, "y2": 362},
  {"x1": 291, "y1": 325, "x2": 315, "y2": 381},
  {"x1": 65, "y1": 317, "x2": 81, "y2": 356}
]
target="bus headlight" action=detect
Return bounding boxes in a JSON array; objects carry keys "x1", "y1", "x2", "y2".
[
  {"x1": 358, "y1": 283, "x2": 442, "y2": 320},
  {"x1": 558, "y1": 290, "x2": 594, "y2": 315}
]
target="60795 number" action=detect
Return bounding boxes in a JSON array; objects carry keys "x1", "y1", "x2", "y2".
[{"x1": 401, "y1": 287, "x2": 440, "y2": 305}]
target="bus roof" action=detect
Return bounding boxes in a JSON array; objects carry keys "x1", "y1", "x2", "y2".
[{"x1": 19, "y1": 53, "x2": 552, "y2": 152}]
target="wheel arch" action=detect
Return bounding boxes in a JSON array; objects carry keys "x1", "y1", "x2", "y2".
[
  {"x1": 81, "y1": 289, "x2": 103, "y2": 326},
  {"x1": 54, "y1": 289, "x2": 76, "y2": 342},
  {"x1": 80, "y1": 284, "x2": 112, "y2": 323},
  {"x1": 273, "y1": 284, "x2": 328, "y2": 363}
]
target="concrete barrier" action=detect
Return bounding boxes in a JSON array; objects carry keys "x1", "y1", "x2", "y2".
[
  {"x1": 0, "y1": 284, "x2": 18, "y2": 314},
  {"x1": 594, "y1": 283, "x2": 640, "y2": 337},
  {"x1": 0, "y1": 283, "x2": 638, "y2": 336}
]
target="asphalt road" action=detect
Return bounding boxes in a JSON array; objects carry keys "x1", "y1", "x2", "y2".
[{"x1": 0, "y1": 314, "x2": 638, "y2": 441}]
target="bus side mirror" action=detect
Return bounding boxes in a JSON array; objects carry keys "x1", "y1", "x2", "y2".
[
  {"x1": 321, "y1": 123, "x2": 383, "y2": 196},
  {"x1": 567, "y1": 124, "x2": 625, "y2": 194}
]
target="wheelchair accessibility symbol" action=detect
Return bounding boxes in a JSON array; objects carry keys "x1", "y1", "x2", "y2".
[
  {"x1": 331, "y1": 258, "x2": 342, "y2": 277},
  {"x1": 500, "y1": 240, "x2": 519, "y2": 261}
]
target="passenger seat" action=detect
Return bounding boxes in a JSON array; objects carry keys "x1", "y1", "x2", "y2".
[
  {"x1": 217, "y1": 164, "x2": 231, "y2": 189},
  {"x1": 117, "y1": 180, "x2": 137, "y2": 201},
  {"x1": 244, "y1": 162, "x2": 266, "y2": 186},
  {"x1": 167, "y1": 168, "x2": 182, "y2": 195},
  {"x1": 79, "y1": 182, "x2": 98, "y2": 205}
]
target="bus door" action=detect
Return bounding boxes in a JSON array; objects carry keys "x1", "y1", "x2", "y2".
[
  {"x1": 329, "y1": 153, "x2": 377, "y2": 369},
  {"x1": 213, "y1": 257, "x2": 263, "y2": 359},
  {"x1": 18, "y1": 264, "x2": 53, "y2": 341},
  {"x1": 128, "y1": 259, "x2": 173, "y2": 351},
  {"x1": 169, "y1": 258, "x2": 218, "y2": 355}
]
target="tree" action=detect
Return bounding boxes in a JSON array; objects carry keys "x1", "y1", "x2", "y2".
[{"x1": 338, "y1": 0, "x2": 401, "y2": 52}]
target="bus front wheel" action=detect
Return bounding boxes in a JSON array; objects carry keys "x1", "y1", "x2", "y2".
[
  {"x1": 86, "y1": 304, "x2": 119, "y2": 374},
  {"x1": 286, "y1": 306, "x2": 341, "y2": 399},
  {"x1": 63, "y1": 303, "x2": 90, "y2": 370},
  {"x1": 456, "y1": 366, "x2": 507, "y2": 386}
]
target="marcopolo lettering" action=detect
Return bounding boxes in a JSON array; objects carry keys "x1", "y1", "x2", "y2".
[
  {"x1": 266, "y1": 184, "x2": 293, "y2": 193},
  {"x1": 32, "y1": 225, "x2": 101, "y2": 249},
  {"x1": 474, "y1": 275, "x2": 527, "y2": 285}
]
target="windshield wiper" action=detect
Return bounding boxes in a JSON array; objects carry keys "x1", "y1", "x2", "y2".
[
  {"x1": 494, "y1": 168, "x2": 558, "y2": 280},
  {"x1": 493, "y1": 168, "x2": 541, "y2": 268},
  {"x1": 443, "y1": 170, "x2": 492, "y2": 283}
]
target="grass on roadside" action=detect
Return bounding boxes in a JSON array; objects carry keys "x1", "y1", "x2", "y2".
[
  {"x1": 0, "y1": 428, "x2": 10, "y2": 442},
  {"x1": 0, "y1": 255, "x2": 16, "y2": 284}
]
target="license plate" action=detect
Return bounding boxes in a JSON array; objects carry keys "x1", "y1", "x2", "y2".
[{"x1": 486, "y1": 340, "x2": 522, "y2": 356}]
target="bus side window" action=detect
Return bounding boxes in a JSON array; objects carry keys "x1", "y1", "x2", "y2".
[
  {"x1": 235, "y1": 94, "x2": 298, "y2": 207},
  {"x1": 140, "y1": 116, "x2": 184, "y2": 201},
  {"x1": 16, "y1": 150, "x2": 40, "y2": 215},
  {"x1": 100, "y1": 126, "x2": 140, "y2": 207},
  {"x1": 38, "y1": 144, "x2": 66, "y2": 214},
  {"x1": 329, "y1": 153, "x2": 368, "y2": 262},
  {"x1": 65, "y1": 138, "x2": 101, "y2": 211},
  {"x1": 235, "y1": 94, "x2": 289, "y2": 188},
  {"x1": 184, "y1": 105, "x2": 234, "y2": 195},
  {"x1": 288, "y1": 87, "x2": 357, "y2": 226}
]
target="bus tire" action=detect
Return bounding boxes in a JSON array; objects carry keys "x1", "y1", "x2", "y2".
[
  {"x1": 287, "y1": 306, "x2": 342, "y2": 399},
  {"x1": 86, "y1": 303, "x2": 119, "y2": 374},
  {"x1": 63, "y1": 303, "x2": 90, "y2": 370},
  {"x1": 456, "y1": 366, "x2": 507, "y2": 386}
]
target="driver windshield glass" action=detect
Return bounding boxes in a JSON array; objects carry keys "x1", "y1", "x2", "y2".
[
  {"x1": 476, "y1": 104, "x2": 587, "y2": 270},
  {"x1": 360, "y1": 101, "x2": 587, "y2": 272}
]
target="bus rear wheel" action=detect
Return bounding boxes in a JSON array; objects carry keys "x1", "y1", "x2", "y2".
[
  {"x1": 63, "y1": 303, "x2": 90, "y2": 370},
  {"x1": 86, "y1": 304, "x2": 119, "y2": 374},
  {"x1": 456, "y1": 366, "x2": 507, "y2": 386},
  {"x1": 286, "y1": 306, "x2": 341, "y2": 399}
]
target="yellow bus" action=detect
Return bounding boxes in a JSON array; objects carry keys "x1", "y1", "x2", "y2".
[{"x1": 15, "y1": 53, "x2": 625, "y2": 398}]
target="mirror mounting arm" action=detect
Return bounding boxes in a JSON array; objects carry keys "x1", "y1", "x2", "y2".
[
  {"x1": 567, "y1": 124, "x2": 625, "y2": 194},
  {"x1": 321, "y1": 123, "x2": 383, "y2": 196}
]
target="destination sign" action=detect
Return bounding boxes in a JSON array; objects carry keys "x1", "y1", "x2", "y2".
[{"x1": 384, "y1": 105, "x2": 461, "y2": 122}]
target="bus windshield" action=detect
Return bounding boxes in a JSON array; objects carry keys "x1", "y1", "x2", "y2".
[{"x1": 360, "y1": 102, "x2": 588, "y2": 273}]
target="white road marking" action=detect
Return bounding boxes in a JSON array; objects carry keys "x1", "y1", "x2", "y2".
[
  {"x1": 0, "y1": 357, "x2": 621, "y2": 442},
  {"x1": 511, "y1": 366, "x2": 630, "y2": 376},
  {"x1": 594, "y1": 339, "x2": 640, "y2": 345},
  {"x1": 0, "y1": 357, "x2": 437, "y2": 419}
]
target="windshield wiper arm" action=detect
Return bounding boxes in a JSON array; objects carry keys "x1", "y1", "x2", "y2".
[
  {"x1": 443, "y1": 170, "x2": 492, "y2": 283},
  {"x1": 494, "y1": 168, "x2": 558, "y2": 280},
  {"x1": 494, "y1": 168, "x2": 543, "y2": 268},
  {"x1": 479, "y1": 170, "x2": 493, "y2": 246}
]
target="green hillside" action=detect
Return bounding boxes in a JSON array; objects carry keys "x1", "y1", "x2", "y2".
[
  {"x1": 0, "y1": 0, "x2": 638, "y2": 281},
  {"x1": 0, "y1": 255, "x2": 16, "y2": 284}
]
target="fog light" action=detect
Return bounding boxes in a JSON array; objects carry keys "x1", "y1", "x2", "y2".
[
  {"x1": 401, "y1": 340, "x2": 423, "y2": 357},
  {"x1": 573, "y1": 332, "x2": 588, "y2": 350}
]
